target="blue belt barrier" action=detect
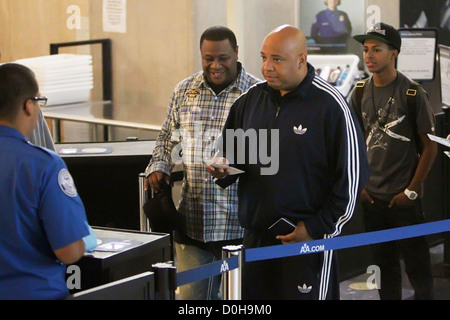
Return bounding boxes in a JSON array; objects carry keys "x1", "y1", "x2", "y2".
[
  {"x1": 246, "y1": 219, "x2": 450, "y2": 262},
  {"x1": 175, "y1": 219, "x2": 450, "y2": 287},
  {"x1": 177, "y1": 256, "x2": 238, "y2": 287}
]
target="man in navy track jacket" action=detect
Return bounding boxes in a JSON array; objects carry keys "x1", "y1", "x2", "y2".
[{"x1": 207, "y1": 25, "x2": 368, "y2": 300}]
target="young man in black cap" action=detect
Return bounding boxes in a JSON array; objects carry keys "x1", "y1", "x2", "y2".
[{"x1": 350, "y1": 22, "x2": 437, "y2": 300}]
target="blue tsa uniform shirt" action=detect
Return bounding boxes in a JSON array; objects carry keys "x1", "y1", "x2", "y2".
[
  {"x1": 311, "y1": 9, "x2": 352, "y2": 44},
  {"x1": 0, "y1": 125, "x2": 90, "y2": 300}
]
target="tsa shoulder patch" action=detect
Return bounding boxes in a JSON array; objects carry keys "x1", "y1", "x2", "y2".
[{"x1": 58, "y1": 169, "x2": 78, "y2": 198}]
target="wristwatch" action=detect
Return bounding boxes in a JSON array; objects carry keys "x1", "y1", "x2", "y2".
[{"x1": 404, "y1": 188, "x2": 418, "y2": 200}]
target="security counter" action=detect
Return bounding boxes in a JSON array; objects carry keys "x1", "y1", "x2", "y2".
[{"x1": 71, "y1": 227, "x2": 171, "y2": 292}]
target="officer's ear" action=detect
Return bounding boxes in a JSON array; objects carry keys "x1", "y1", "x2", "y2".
[
  {"x1": 22, "y1": 98, "x2": 33, "y2": 116},
  {"x1": 22, "y1": 98, "x2": 39, "y2": 120}
]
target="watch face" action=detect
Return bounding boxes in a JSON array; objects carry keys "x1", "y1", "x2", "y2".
[
  {"x1": 405, "y1": 189, "x2": 418, "y2": 200},
  {"x1": 408, "y1": 191, "x2": 418, "y2": 200}
]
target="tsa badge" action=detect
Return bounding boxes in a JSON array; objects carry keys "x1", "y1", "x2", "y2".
[{"x1": 58, "y1": 168, "x2": 78, "y2": 198}]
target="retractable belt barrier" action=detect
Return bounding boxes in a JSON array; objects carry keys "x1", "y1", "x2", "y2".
[
  {"x1": 174, "y1": 219, "x2": 450, "y2": 290},
  {"x1": 177, "y1": 256, "x2": 239, "y2": 287},
  {"x1": 138, "y1": 174, "x2": 450, "y2": 299}
]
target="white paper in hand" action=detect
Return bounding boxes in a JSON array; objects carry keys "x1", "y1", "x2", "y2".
[{"x1": 206, "y1": 160, "x2": 245, "y2": 175}]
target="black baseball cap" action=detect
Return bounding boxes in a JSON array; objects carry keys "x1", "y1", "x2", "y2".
[{"x1": 353, "y1": 22, "x2": 401, "y2": 52}]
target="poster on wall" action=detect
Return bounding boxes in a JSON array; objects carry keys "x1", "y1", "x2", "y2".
[
  {"x1": 299, "y1": 0, "x2": 365, "y2": 55},
  {"x1": 439, "y1": 45, "x2": 450, "y2": 106},
  {"x1": 400, "y1": 0, "x2": 450, "y2": 46}
]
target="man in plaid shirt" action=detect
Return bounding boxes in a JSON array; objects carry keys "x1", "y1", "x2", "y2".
[{"x1": 145, "y1": 26, "x2": 259, "y2": 300}]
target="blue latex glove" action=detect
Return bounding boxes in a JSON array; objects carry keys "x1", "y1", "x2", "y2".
[{"x1": 82, "y1": 222, "x2": 98, "y2": 252}]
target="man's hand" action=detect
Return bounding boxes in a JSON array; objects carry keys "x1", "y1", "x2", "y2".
[
  {"x1": 360, "y1": 188, "x2": 374, "y2": 205},
  {"x1": 388, "y1": 191, "x2": 415, "y2": 208},
  {"x1": 276, "y1": 221, "x2": 313, "y2": 245},
  {"x1": 145, "y1": 171, "x2": 170, "y2": 193},
  {"x1": 205, "y1": 157, "x2": 231, "y2": 180}
]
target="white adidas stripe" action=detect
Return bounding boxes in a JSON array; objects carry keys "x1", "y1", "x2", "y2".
[
  {"x1": 312, "y1": 75, "x2": 361, "y2": 237},
  {"x1": 311, "y1": 75, "x2": 362, "y2": 300}
]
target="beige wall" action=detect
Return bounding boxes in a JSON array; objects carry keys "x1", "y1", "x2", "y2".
[
  {"x1": 89, "y1": 0, "x2": 194, "y2": 125},
  {"x1": 0, "y1": 0, "x2": 89, "y2": 61},
  {"x1": 1, "y1": 0, "x2": 401, "y2": 131},
  {"x1": 0, "y1": 0, "x2": 194, "y2": 127}
]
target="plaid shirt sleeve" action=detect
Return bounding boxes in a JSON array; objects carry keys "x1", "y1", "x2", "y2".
[{"x1": 145, "y1": 89, "x2": 181, "y2": 177}]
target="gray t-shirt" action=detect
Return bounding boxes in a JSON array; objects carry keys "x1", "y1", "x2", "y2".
[{"x1": 350, "y1": 72, "x2": 435, "y2": 201}]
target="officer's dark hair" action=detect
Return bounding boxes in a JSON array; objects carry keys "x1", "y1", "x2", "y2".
[
  {"x1": 0, "y1": 63, "x2": 38, "y2": 121},
  {"x1": 200, "y1": 26, "x2": 238, "y2": 51}
]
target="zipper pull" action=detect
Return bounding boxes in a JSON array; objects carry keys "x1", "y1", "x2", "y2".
[{"x1": 275, "y1": 105, "x2": 281, "y2": 118}]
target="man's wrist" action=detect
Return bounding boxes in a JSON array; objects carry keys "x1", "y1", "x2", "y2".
[{"x1": 404, "y1": 188, "x2": 418, "y2": 200}]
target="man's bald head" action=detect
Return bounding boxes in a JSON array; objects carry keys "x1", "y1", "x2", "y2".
[
  {"x1": 265, "y1": 24, "x2": 307, "y2": 56},
  {"x1": 261, "y1": 25, "x2": 308, "y2": 96}
]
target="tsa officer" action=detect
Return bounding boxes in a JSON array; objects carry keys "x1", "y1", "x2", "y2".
[{"x1": 0, "y1": 63, "x2": 97, "y2": 300}]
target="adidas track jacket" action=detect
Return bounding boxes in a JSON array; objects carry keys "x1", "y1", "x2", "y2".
[{"x1": 218, "y1": 63, "x2": 369, "y2": 240}]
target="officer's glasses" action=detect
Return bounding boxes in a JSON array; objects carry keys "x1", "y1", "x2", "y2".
[{"x1": 28, "y1": 96, "x2": 48, "y2": 107}]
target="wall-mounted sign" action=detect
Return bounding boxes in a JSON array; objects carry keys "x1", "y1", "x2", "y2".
[
  {"x1": 397, "y1": 28, "x2": 438, "y2": 81},
  {"x1": 103, "y1": 0, "x2": 127, "y2": 34}
]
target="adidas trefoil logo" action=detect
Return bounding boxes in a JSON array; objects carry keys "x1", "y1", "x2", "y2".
[
  {"x1": 298, "y1": 284, "x2": 312, "y2": 294},
  {"x1": 293, "y1": 125, "x2": 308, "y2": 135}
]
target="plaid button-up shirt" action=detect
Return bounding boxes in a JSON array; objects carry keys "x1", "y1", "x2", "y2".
[{"x1": 146, "y1": 63, "x2": 260, "y2": 242}]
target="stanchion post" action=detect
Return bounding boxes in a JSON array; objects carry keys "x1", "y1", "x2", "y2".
[
  {"x1": 152, "y1": 262, "x2": 177, "y2": 300},
  {"x1": 221, "y1": 245, "x2": 244, "y2": 300},
  {"x1": 138, "y1": 173, "x2": 150, "y2": 232}
]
